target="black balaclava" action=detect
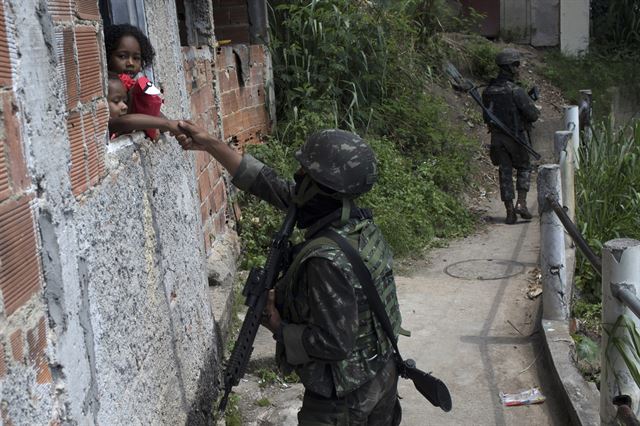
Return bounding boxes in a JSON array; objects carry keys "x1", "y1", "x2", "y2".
[{"x1": 293, "y1": 173, "x2": 342, "y2": 229}]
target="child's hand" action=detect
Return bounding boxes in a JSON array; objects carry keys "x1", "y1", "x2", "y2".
[
  {"x1": 176, "y1": 120, "x2": 220, "y2": 152},
  {"x1": 166, "y1": 120, "x2": 182, "y2": 137}
]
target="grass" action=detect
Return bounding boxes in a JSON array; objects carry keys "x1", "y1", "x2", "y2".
[{"x1": 539, "y1": 48, "x2": 640, "y2": 119}]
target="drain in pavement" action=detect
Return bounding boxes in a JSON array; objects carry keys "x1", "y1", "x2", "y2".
[{"x1": 444, "y1": 258, "x2": 525, "y2": 280}]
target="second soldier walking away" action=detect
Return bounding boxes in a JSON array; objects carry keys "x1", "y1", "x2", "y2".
[
  {"x1": 482, "y1": 48, "x2": 540, "y2": 224},
  {"x1": 175, "y1": 122, "x2": 403, "y2": 425}
]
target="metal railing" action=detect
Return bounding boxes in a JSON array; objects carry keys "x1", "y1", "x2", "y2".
[{"x1": 538, "y1": 94, "x2": 640, "y2": 425}]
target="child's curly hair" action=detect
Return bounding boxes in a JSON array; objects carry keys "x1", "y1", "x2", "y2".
[{"x1": 104, "y1": 24, "x2": 155, "y2": 68}]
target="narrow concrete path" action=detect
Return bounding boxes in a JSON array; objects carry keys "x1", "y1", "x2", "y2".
[{"x1": 395, "y1": 190, "x2": 570, "y2": 426}]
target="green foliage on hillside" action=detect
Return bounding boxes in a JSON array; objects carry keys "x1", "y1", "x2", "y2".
[{"x1": 237, "y1": 0, "x2": 493, "y2": 266}]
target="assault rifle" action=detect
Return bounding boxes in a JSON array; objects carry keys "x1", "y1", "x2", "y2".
[
  {"x1": 218, "y1": 206, "x2": 297, "y2": 412},
  {"x1": 444, "y1": 62, "x2": 541, "y2": 161}
]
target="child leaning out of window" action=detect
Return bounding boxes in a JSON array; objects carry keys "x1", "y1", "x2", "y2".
[
  {"x1": 104, "y1": 23, "x2": 165, "y2": 139},
  {"x1": 107, "y1": 72, "x2": 182, "y2": 138}
]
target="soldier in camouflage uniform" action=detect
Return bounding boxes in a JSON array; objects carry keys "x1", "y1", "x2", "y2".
[
  {"x1": 482, "y1": 48, "x2": 540, "y2": 224},
  {"x1": 176, "y1": 122, "x2": 403, "y2": 425}
]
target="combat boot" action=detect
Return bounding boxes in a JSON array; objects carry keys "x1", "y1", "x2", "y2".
[
  {"x1": 504, "y1": 201, "x2": 517, "y2": 224},
  {"x1": 515, "y1": 190, "x2": 533, "y2": 219}
]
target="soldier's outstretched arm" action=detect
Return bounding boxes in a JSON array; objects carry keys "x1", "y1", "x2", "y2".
[
  {"x1": 177, "y1": 120, "x2": 242, "y2": 175},
  {"x1": 176, "y1": 120, "x2": 294, "y2": 210}
]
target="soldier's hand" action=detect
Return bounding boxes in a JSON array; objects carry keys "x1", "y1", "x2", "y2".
[
  {"x1": 261, "y1": 289, "x2": 282, "y2": 333},
  {"x1": 177, "y1": 120, "x2": 220, "y2": 152}
]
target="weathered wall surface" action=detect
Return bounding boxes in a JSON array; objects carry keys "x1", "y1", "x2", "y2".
[{"x1": 0, "y1": 0, "x2": 273, "y2": 424}]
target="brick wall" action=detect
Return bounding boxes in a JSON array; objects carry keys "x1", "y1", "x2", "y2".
[
  {"x1": 212, "y1": 0, "x2": 250, "y2": 44},
  {"x1": 1, "y1": 0, "x2": 109, "y2": 423},
  {"x1": 0, "y1": 1, "x2": 51, "y2": 424},
  {"x1": 183, "y1": 47, "x2": 228, "y2": 255},
  {"x1": 183, "y1": 42, "x2": 271, "y2": 257},
  {"x1": 217, "y1": 44, "x2": 270, "y2": 147},
  {"x1": 52, "y1": 1, "x2": 108, "y2": 197}
]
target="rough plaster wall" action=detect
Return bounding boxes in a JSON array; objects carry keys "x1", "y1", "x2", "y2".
[
  {"x1": 7, "y1": 0, "x2": 81, "y2": 423},
  {"x1": 6, "y1": 0, "x2": 219, "y2": 424},
  {"x1": 144, "y1": 0, "x2": 190, "y2": 119}
]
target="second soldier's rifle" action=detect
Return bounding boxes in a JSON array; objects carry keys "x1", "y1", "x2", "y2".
[
  {"x1": 218, "y1": 205, "x2": 297, "y2": 413},
  {"x1": 445, "y1": 62, "x2": 541, "y2": 161}
]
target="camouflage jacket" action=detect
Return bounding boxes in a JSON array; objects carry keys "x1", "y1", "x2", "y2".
[
  {"x1": 232, "y1": 155, "x2": 402, "y2": 397},
  {"x1": 482, "y1": 72, "x2": 539, "y2": 137}
]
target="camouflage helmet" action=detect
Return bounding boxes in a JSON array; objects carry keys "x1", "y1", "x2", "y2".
[
  {"x1": 495, "y1": 48, "x2": 521, "y2": 66},
  {"x1": 294, "y1": 129, "x2": 377, "y2": 197}
]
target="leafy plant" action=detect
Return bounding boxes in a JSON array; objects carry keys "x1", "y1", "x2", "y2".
[
  {"x1": 603, "y1": 315, "x2": 640, "y2": 390},
  {"x1": 574, "y1": 120, "x2": 640, "y2": 301}
]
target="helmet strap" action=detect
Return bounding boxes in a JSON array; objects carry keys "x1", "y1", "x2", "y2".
[{"x1": 340, "y1": 198, "x2": 352, "y2": 225}]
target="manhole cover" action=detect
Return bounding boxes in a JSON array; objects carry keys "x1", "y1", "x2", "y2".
[{"x1": 444, "y1": 259, "x2": 525, "y2": 281}]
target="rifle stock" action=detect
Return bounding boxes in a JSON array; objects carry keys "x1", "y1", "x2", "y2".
[
  {"x1": 444, "y1": 62, "x2": 541, "y2": 161},
  {"x1": 218, "y1": 206, "x2": 297, "y2": 412},
  {"x1": 400, "y1": 359, "x2": 452, "y2": 412}
]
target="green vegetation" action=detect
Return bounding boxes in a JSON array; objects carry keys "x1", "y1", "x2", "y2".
[
  {"x1": 237, "y1": 1, "x2": 495, "y2": 266},
  {"x1": 540, "y1": 50, "x2": 640, "y2": 119},
  {"x1": 574, "y1": 120, "x2": 640, "y2": 303},
  {"x1": 223, "y1": 394, "x2": 242, "y2": 426},
  {"x1": 538, "y1": 1, "x2": 640, "y2": 384},
  {"x1": 254, "y1": 366, "x2": 300, "y2": 389},
  {"x1": 540, "y1": 0, "x2": 640, "y2": 118},
  {"x1": 255, "y1": 397, "x2": 271, "y2": 407}
]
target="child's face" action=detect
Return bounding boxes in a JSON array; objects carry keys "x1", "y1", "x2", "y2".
[
  {"x1": 108, "y1": 80, "x2": 128, "y2": 118},
  {"x1": 108, "y1": 35, "x2": 142, "y2": 76}
]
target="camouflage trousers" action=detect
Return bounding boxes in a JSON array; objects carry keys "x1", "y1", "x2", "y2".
[
  {"x1": 489, "y1": 133, "x2": 531, "y2": 201},
  {"x1": 297, "y1": 357, "x2": 401, "y2": 426}
]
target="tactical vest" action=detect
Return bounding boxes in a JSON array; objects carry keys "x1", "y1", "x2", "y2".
[
  {"x1": 275, "y1": 218, "x2": 402, "y2": 397},
  {"x1": 482, "y1": 79, "x2": 522, "y2": 136}
]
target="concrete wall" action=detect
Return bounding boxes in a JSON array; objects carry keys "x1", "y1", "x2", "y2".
[
  {"x1": 489, "y1": 0, "x2": 587, "y2": 50},
  {"x1": 560, "y1": 0, "x2": 589, "y2": 55},
  {"x1": 0, "y1": 0, "x2": 273, "y2": 424}
]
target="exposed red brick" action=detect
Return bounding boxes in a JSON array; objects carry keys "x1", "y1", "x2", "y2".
[
  {"x1": 28, "y1": 318, "x2": 51, "y2": 384},
  {"x1": 190, "y1": 88, "x2": 215, "y2": 118},
  {"x1": 2, "y1": 92, "x2": 30, "y2": 194},
  {"x1": 207, "y1": 162, "x2": 220, "y2": 186},
  {"x1": 0, "y1": 195, "x2": 41, "y2": 316},
  {"x1": 0, "y1": 346, "x2": 6, "y2": 378},
  {"x1": 0, "y1": 2, "x2": 15, "y2": 87},
  {"x1": 67, "y1": 112, "x2": 87, "y2": 195},
  {"x1": 197, "y1": 169, "x2": 211, "y2": 201},
  {"x1": 48, "y1": 0, "x2": 74, "y2": 21},
  {"x1": 83, "y1": 109, "x2": 107, "y2": 186},
  {"x1": 217, "y1": 68, "x2": 240, "y2": 94},
  {"x1": 0, "y1": 141, "x2": 8, "y2": 201},
  {"x1": 249, "y1": 44, "x2": 266, "y2": 64},
  {"x1": 76, "y1": 27, "x2": 103, "y2": 102},
  {"x1": 57, "y1": 27, "x2": 79, "y2": 110},
  {"x1": 249, "y1": 65, "x2": 264, "y2": 86},
  {"x1": 221, "y1": 90, "x2": 239, "y2": 114},
  {"x1": 76, "y1": 0, "x2": 101, "y2": 20},
  {"x1": 212, "y1": 181, "x2": 226, "y2": 214},
  {"x1": 200, "y1": 198, "x2": 210, "y2": 223},
  {"x1": 9, "y1": 329, "x2": 23, "y2": 363}
]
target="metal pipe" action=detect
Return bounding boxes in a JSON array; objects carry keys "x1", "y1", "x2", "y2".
[
  {"x1": 545, "y1": 194, "x2": 602, "y2": 275},
  {"x1": 612, "y1": 284, "x2": 640, "y2": 320}
]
